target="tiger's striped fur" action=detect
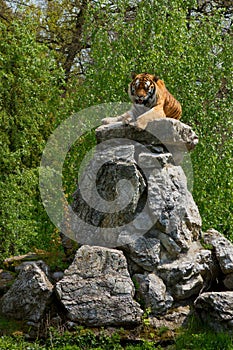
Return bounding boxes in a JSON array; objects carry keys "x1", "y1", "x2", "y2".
[
  {"x1": 102, "y1": 72, "x2": 182, "y2": 129},
  {"x1": 154, "y1": 77, "x2": 182, "y2": 120}
]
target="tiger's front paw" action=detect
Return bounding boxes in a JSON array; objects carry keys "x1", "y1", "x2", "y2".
[
  {"x1": 135, "y1": 119, "x2": 147, "y2": 130},
  {"x1": 122, "y1": 113, "x2": 133, "y2": 125}
]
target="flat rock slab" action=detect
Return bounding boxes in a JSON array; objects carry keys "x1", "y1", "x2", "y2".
[
  {"x1": 55, "y1": 245, "x2": 143, "y2": 326},
  {"x1": 96, "y1": 119, "x2": 198, "y2": 152}
]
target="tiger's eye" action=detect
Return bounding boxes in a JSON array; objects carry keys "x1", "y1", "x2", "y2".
[
  {"x1": 135, "y1": 79, "x2": 140, "y2": 87},
  {"x1": 145, "y1": 81, "x2": 150, "y2": 89}
]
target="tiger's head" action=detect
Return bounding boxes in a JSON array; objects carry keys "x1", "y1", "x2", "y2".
[{"x1": 128, "y1": 72, "x2": 159, "y2": 108}]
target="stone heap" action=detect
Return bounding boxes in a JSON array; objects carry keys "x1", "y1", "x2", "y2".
[{"x1": 1, "y1": 119, "x2": 233, "y2": 334}]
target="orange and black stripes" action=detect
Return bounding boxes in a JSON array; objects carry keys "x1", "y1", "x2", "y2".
[
  {"x1": 163, "y1": 91, "x2": 182, "y2": 120},
  {"x1": 129, "y1": 73, "x2": 182, "y2": 121}
]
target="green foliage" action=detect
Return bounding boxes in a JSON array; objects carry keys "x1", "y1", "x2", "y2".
[
  {"x1": 0, "y1": 335, "x2": 46, "y2": 350},
  {"x1": 0, "y1": 314, "x2": 25, "y2": 336},
  {"x1": 75, "y1": 0, "x2": 233, "y2": 237},
  {"x1": 0, "y1": 18, "x2": 64, "y2": 261},
  {"x1": 0, "y1": 333, "x2": 158, "y2": 350},
  {"x1": 62, "y1": 130, "x2": 97, "y2": 203},
  {"x1": 142, "y1": 308, "x2": 152, "y2": 327},
  {"x1": 125, "y1": 342, "x2": 157, "y2": 350},
  {"x1": 0, "y1": 0, "x2": 232, "y2": 261},
  {"x1": 173, "y1": 315, "x2": 233, "y2": 349},
  {"x1": 0, "y1": 324, "x2": 233, "y2": 350},
  {"x1": 47, "y1": 326, "x2": 123, "y2": 350},
  {"x1": 174, "y1": 329, "x2": 233, "y2": 350}
]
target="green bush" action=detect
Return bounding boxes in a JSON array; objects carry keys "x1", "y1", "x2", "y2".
[
  {"x1": 46, "y1": 327, "x2": 123, "y2": 350},
  {"x1": 1, "y1": 0, "x2": 232, "y2": 260},
  {"x1": 0, "y1": 335, "x2": 46, "y2": 350},
  {"x1": 0, "y1": 327, "x2": 233, "y2": 350},
  {"x1": 0, "y1": 19, "x2": 64, "y2": 261}
]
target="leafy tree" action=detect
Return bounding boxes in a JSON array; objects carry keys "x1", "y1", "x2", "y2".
[
  {"x1": 3, "y1": 0, "x2": 232, "y2": 81},
  {"x1": 0, "y1": 0, "x2": 232, "y2": 261},
  {"x1": 67, "y1": 0, "x2": 233, "y2": 237},
  {"x1": 0, "y1": 18, "x2": 64, "y2": 260}
]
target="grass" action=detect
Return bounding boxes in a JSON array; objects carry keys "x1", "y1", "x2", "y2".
[
  {"x1": 0, "y1": 314, "x2": 26, "y2": 336},
  {"x1": 0, "y1": 321, "x2": 233, "y2": 350},
  {"x1": 173, "y1": 329, "x2": 233, "y2": 350},
  {"x1": 171, "y1": 315, "x2": 233, "y2": 350}
]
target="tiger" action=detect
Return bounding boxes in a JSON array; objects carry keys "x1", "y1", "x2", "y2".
[{"x1": 102, "y1": 72, "x2": 182, "y2": 130}]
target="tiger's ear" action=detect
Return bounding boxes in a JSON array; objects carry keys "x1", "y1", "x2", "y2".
[
  {"x1": 152, "y1": 75, "x2": 160, "y2": 82},
  {"x1": 131, "y1": 72, "x2": 137, "y2": 79}
]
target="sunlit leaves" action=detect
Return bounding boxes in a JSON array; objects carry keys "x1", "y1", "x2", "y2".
[
  {"x1": 0, "y1": 18, "x2": 64, "y2": 260},
  {"x1": 0, "y1": 0, "x2": 232, "y2": 260},
  {"x1": 78, "y1": 0, "x2": 233, "y2": 237}
]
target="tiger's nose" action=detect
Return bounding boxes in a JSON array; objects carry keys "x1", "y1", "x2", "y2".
[{"x1": 137, "y1": 90, "x2": 146, "y2": 97}]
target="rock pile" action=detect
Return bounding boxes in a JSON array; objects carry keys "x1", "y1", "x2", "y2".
[{"x1": 1, "y1": 119, "x2": 233, "y2": 334}]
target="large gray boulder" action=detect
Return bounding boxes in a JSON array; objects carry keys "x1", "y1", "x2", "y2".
[
  {"x1": 70, "y1": 143, "x2": 147, "y2": 247},
  {"x1": 0, "y1": 262, "x2": 53, "y2": 322},
  {"x1": 57, "y1": 119, "x2": 231, "y2": 325},
  {"x1": 70, "y1": 120, "x2": 202, "y2": 255},
  {"x1": 65, "y1": 119, "x2": 208, "y2": 319},
  {"x1": 55, "y1": 245, "x2": 143, "y2": 326},
  {"x1": 146, "y1": 164, "x2": 201, "y2": 258}
]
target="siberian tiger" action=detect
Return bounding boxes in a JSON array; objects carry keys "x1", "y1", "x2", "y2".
[{"x1": 102, "y1": 72, "x2": 182, "y2": 129}]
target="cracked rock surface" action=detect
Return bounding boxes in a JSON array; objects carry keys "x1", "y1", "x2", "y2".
[{"x1": 55, "y1": 245, "x2": 143, "y2": 326}]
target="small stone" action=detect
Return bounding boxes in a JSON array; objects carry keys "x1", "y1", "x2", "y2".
[
  {"x1": 173, "y1": 274, "x2": 203, "y2": 300},
  {"x1": 150, "y1": 305, "x2": 190, "y2": 330},
  {"x1": 224, "y1": 273, "x2": 233, "y2": 290},
  {"x1": 203, "y1": 229, "x2": 233, "y2": 274},
  {"x1": 122, "y1": 236, "x2": 160, "y2": 271},
  {"x1": 157, "y1": 243, "x2": 216, "y2": 299},
  {"x1": 133, "y1": 273, "x2": 173, "y2": 315},
  {"x1": 51, "y1": 271, "x2": 64, "y2": 282}
]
